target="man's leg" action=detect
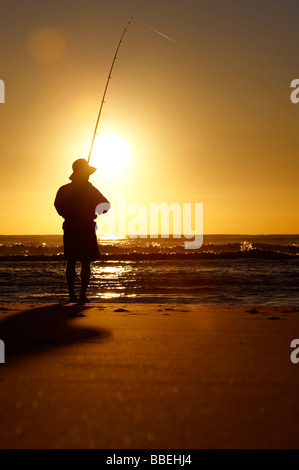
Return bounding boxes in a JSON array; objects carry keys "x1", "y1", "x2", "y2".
[
  {"x1": 80, "y1": 261, "x2": 91, "y2": 302},
  {"x1": 66, "y1": 260, "x2": 78, "y2": 302}
]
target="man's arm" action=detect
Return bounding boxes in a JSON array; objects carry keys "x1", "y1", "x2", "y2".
[
  {"x1": 54, "y1": 188, "x2": 64, "y2": 217},
  {"x1": 94, "y1": 189, "x2": 111, "y2": 215},
  {"x1": 54, "y1": 185, "x2": 73, "y2": 219}
]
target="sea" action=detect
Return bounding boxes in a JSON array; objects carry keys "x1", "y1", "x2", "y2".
[{"x1": 0, "y1": 234, "x2": 298, "y2": 305}]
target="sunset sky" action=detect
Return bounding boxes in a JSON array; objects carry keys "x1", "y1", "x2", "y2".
[{"x1": 0, "y1": 0, "x2": 298, "y2": 235}]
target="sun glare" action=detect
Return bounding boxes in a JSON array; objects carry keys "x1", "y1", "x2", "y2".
[{"x1": 90, "y1": 133, "x2": 130, "y2": 176}]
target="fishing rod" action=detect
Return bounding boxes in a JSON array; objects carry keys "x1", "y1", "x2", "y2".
[
  {"x1": 87, "y1": 16, "x2": 133, "y2": 163},
  {"x1": 87, "y1": 17, "x2": 225, "y2": 164}
]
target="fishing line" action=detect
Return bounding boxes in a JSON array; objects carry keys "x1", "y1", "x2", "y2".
[
  {"x1": 134, "y1": 17, "x2": 210, "y2": 61},
  {"x1": 134, "y1": 18, "x2": 228, "y2": 73}
]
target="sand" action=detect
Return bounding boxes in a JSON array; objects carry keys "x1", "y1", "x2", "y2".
[{"x1": 0, "y1": 302, "x2": 299, "y2": 449}]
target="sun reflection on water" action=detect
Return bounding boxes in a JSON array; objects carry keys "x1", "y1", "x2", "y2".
[
  {"x1": 91, "y1": 262, "x2": 136, "y2": 299},
  {"x1": 92, "y1": 264, "x2": 128, "y2": 278},
  {"x1": 95, "y1": 292, "x2": 124, "y2": 299}
]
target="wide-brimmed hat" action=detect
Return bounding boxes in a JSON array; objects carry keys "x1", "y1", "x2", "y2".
[{"x1": 69, "y1": 158, "x2": 97, "y2": 180}]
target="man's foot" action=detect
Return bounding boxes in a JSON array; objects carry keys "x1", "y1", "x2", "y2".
[
  {"x1": 69, "y1": 294, "x2": 79, "y2": 303},
  {"x1": 79, "y1": 295, "x2": 91, "y2": 304}
]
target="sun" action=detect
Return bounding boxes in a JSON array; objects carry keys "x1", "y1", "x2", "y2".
[{"x1": 90, "y1": 132, "x2": 130, "y2": 176}]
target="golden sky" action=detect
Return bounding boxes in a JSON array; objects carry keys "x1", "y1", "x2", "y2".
[{"x1": 0, "y1": 0, "x2": 298, "y2": 234}]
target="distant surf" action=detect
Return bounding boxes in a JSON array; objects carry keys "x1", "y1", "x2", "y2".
[
  {"x1": 0, "y1": 235, "x2": 298, "y2": 305},
  {"x1": 0, "y1": 234, "x2": 298, "y2": 259}
]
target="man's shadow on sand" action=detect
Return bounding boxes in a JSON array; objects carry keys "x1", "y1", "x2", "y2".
[{"x1": 0, "y1": 304, "x2": 111, "y2": 362}]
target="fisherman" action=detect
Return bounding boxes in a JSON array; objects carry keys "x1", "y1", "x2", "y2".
[{"x1": 54, "y1": 158, "x2": 110, "y2": 303}]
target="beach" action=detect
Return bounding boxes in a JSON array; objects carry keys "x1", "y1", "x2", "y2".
[{"x1": 0, "y1": 302, "x2": 299, "y2": 449}]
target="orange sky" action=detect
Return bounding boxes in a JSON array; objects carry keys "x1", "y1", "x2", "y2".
[{"x1": 0, "y1": 0, "x2": 298, "y2": 235}]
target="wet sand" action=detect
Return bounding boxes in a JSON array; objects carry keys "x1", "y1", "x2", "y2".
[{"x1": 0, "y1": 302, "x2": 299, "y2": 449}]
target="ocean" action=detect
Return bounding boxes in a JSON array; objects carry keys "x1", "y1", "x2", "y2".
[{"x1": 0, "y1": 234, "x2": 298, "y2": 305}]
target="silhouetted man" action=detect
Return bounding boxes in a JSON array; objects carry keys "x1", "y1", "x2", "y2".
[{"x1": 54, "y1": 159, "x2": 110, "y2": 303}]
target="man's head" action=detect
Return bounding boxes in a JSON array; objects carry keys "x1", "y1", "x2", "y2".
[{"x1": 69, "y1": 159, "x2": 97, "y2": 181}]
